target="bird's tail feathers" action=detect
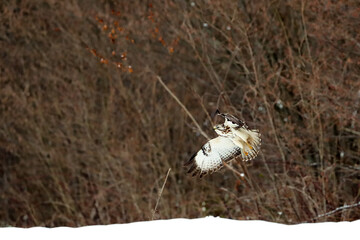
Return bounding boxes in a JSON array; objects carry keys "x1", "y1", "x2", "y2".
[
  {"x1": 248, "y1": 130, "x2": 261, "y2": 148},
  {"x1": 241, "y1": 129, "x2": 261, "y2": 161}
]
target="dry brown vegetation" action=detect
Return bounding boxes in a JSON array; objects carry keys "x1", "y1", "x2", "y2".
[{"x1": 1, "y1": 0, "x2": 359, "y2": 227}]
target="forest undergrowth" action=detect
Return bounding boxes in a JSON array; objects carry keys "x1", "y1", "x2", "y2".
[{"x1": 0, "y1": 0, "x2": 359, "y2": 226}]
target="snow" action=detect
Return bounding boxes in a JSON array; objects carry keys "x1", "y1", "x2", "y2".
[{"x1": 1, "y1": 216, "x2": 358, "y2": 240}]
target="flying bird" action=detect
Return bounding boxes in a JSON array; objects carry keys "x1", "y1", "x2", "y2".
[
  {"x1": 215, "y1": 110, "x2": 261, "y2": 156},
  {"x1": 185, "y1": 111, "x2": 261, "y2": 177}
]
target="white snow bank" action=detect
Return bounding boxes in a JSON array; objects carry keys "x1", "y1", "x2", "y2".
[{"x1": 1, "y1": 216, "x2": 358, "y2": 240}]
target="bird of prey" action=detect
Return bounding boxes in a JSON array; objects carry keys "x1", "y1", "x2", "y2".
[{"x1": 184, "y1": 111, "x2": 261, "y2": 177}]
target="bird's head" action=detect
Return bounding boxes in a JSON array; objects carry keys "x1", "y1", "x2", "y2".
[{"x1": 213, "y1": 124, "x2": 229, "y2": 136}]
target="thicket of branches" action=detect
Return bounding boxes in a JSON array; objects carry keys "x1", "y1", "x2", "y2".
[{"x1": 0, "y1": 0, "x2": 359, "y2": 227}]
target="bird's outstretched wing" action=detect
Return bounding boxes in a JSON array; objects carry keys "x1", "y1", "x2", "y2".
[{"x1": 184, "y1": 136, "x2": 242, "y2": 178}]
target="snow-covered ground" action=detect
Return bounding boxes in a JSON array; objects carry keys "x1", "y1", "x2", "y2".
[{"x1": 1, "y1": 216, "x2": 358, "y2": 240}]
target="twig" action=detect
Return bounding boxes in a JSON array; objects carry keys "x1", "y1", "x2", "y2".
[
  {"x1": 156, "y1": 76, "x2": 210, "y2": 140},
  {"x1": 310, "y1": 201, "x2": 360, "y2": 222},
  {"x1": 344, "y1": 128, "x2": 360, "y2": 136},
  {"x1": 151, "y1": 168, "x2": 171, "y2": 220}
]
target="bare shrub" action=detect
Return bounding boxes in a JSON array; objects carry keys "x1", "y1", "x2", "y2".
[{"x1": 0, "y1": 0, "x2": 359, "y2": 226}]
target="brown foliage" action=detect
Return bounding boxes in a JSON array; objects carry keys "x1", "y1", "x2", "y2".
[{"x1": 0, "y1": 0, "x2": 359, "y2": 226}]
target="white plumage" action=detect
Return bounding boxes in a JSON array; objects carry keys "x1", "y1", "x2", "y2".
[
  {"x1": 184, "y1": 136, "x2": 242, "y2": 177},
  {"x1": 227, "y1": 128, "x2": 261, "y2": 161},
  {"x1": 185, "y1": 110, "x2": 261, "y2": 177}
]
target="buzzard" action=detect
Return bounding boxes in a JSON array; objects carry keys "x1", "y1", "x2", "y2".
[{"x1": 184, "y1": 111, "x2": 261, "y2": 177}]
